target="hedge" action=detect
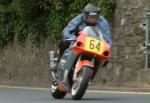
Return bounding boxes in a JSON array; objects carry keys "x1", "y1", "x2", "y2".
[{"x1": 0, "y1": 0, "x2": 115, "y2": 48}]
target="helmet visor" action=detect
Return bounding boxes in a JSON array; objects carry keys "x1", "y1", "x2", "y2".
[
  {"x1": 87, "y1": 15, "x2": 99, "y2": 24},
  {"x1": 89, "y1": 12, "x2": 98, "y2": 16}
]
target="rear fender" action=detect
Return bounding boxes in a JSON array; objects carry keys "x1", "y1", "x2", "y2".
[
  {"x1": 56, "y1": 80, "x2": 70, "y2": 93},
  {"x1": 73, "y1": 59, "x2": 94, "y2": 81}
]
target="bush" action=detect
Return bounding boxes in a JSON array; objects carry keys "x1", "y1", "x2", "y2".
[{"x1": 0, "y1": 0, "x2": 115, "y2": 48}]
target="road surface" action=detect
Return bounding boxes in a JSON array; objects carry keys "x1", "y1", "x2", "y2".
[{"x1": 0, "y1": 86, "x2": 150, "y2": 103}]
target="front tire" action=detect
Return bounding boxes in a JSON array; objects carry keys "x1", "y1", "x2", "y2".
[{"x1": 71, "y1": 66, "x2": 92, "y2": 100}]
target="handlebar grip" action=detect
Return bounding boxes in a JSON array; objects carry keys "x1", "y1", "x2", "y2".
[{"x1": 66, "y1": 38, "x2": 76, "y2": 41}]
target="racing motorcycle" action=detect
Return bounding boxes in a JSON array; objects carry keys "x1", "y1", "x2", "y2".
[{"x1": 49, "y1": 26, "x2": 111, "y2": 100}]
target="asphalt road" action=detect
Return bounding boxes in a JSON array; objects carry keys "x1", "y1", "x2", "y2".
[{"x1": 0, "y1": 87, "x2": 150, "y2": 103}]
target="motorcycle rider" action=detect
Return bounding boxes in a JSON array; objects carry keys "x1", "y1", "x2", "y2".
[
  {"x1": 57, "y1": 3, "x2": 112, "y2": 88},
  {"x1": 59, "y1": 3, "x2": 112, "y2": 57}
]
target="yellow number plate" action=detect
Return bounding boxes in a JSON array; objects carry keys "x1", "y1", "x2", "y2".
[{"x1": 85, "y1": 37, "x2": 104, "y2": 55}]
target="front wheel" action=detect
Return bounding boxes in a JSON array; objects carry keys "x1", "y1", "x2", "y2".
[{"x1": 71, "y1": 66, "x2": 92, "y2": 100}]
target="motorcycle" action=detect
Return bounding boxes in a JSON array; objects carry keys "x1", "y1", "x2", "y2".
[{"x1": 49, "y1": 26, "x2": 111, "y2": 100}]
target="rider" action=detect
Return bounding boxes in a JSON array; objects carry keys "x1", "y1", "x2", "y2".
[{"x1": 59, "y1": 3, "x2": 112, "y2": 57}]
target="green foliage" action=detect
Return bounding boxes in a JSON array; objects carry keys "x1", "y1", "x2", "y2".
[
  {"x1": 0, "y1": 4, "x2": 16, "y2": 47},
  {"x1": 0, "y1": 0, "x2": 13, "y2": 6},
  {"x1": 0, "y1": 0, "x2": 115, "y2": 48}
]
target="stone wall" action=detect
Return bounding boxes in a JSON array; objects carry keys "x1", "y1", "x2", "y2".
[
  {"x1": 94, "y1": 0, "x2": 150, "y2": 87},
  {"x1": 0, "y1": 39, "x2": 52, "y2": 87}
]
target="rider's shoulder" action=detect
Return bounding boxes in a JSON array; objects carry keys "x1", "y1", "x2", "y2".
[
  {"x1": 72, "y1": 13, "x2": 83, "y2": 20},
  {"x1": 99, "y1": 16, "x2": 109, "y2": 24},
  {"x1": 99, "y1": 16, "x2": 107, "y2": 21},
  {"x1": 70, "y1": 13, "x2": 83, "y2": 23}
]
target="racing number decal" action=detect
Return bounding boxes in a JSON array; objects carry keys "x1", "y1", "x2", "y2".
[
  {"x1": 85, "y1": 37, "x2": 103, "y2": 55},
  {"x1": 89, "y1": 39, "x2": 101, "y2": 52}
]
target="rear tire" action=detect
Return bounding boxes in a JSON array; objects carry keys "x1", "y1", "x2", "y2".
[
  {"x1": 51, "y1": 81, "x2": 66, "y2": 99},
  {"x1": 71, "y1": 66, "x2": 92, "y2": 100}
]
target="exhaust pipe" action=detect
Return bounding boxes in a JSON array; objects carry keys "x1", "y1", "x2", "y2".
[{"x1": 49, "y1": 51, "x2": 58, "y2": 70}]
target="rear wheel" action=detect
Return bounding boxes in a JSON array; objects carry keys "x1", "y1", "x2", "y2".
[
  {"x1": 71, "y1": 66, "x2": 92, "y2": 100},
  {"x1": 51, "y1": 81, "x2": 66, "y2": 99}
]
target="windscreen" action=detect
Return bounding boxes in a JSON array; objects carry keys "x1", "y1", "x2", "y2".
[{"x1": 81, "y1": 26, "x2": 103, "y2": 40}]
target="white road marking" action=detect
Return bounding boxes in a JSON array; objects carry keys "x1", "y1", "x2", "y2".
[
  {"x1": 0, "y1": 85, "x2": 150, "y2": 95},
  {"x1": 0, "y1": 85, "x2": 50, "y2": 91},
  {"x1": 87, "y1": 90, "x2": 150, "y2": 95}
]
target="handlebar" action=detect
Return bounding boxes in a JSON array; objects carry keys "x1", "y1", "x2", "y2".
[{"x1": 66, "y1": 38, "x2": 76, "y2": 41}]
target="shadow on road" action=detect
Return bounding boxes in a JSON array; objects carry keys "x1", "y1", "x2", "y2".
[
  {"x1": 82, "y1": 97, "x2": 127, "y2": 101},
  {"x1": 51, "y1": 96, "x2": 129, "y2": 102}
]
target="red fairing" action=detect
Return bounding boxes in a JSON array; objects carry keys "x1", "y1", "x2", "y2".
[{"x1": 72, "y1": 31, "x2": 111, "y2": 61}]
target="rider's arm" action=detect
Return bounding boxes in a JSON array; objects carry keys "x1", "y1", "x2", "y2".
[
  {"x1": 63, "y1": 14, "x2": 82, "y2": 38},
  {"x1": 98, "y1": 16, "x2": 112, "y2": 48}
]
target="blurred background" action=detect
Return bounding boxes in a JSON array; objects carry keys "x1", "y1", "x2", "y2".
[{"x1": 0, "y1": 0, "x2": 150, "y2": 88}]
